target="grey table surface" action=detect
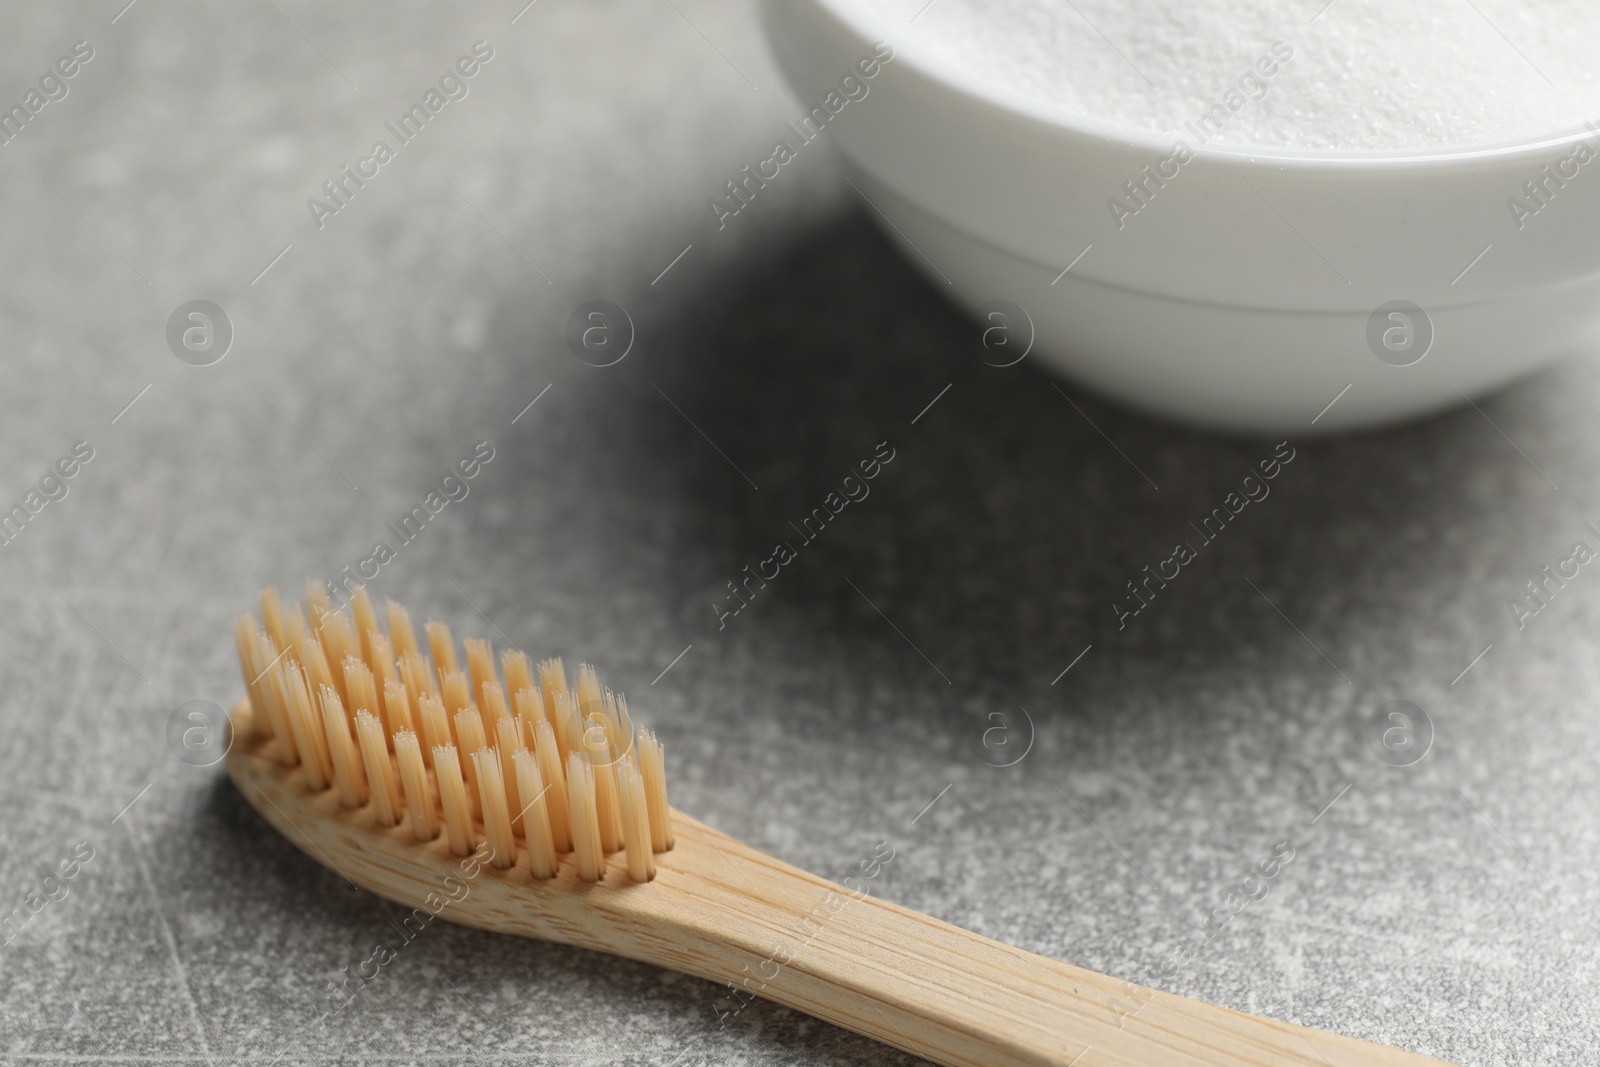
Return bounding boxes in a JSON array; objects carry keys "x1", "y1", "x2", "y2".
[{"x1": 2, "y1": 2, "x2": 1597, "y2": 1065}]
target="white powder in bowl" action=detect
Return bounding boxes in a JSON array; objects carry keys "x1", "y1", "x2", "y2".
[{"x1": 862, "y1": 0, "x2": 1600, "y2": 150}]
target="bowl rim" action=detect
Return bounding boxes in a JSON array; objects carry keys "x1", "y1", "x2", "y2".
[{"x1": 804, "y1": 0, "x2": 1600, "y2": 172}]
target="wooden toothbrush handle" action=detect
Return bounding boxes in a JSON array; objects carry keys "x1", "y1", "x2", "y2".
[
  {"x1": 765, "y1": 888, "x2": 1449, "y2": 1067},
  {"x1": 224, "y1": 735, "x2": 1452, "y2": 1067},
  {"x1": 649, "y1": 818, "x2": 1456, "y2": 1067}
]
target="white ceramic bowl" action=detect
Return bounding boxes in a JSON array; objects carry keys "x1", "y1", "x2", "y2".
[{"x1": 762, "y1": 0, "x2": 1600, "y2": 433}]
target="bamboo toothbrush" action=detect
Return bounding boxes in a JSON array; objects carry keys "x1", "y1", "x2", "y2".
[{"x1": 226, "y1": 586, "x2": 1452, "y2": 1067}]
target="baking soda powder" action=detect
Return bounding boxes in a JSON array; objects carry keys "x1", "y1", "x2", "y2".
[{"x1": 866, "y1": 0, "x2": 1600, "y2": 150}]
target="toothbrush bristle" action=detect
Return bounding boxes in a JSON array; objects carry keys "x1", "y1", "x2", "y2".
[
  {"x1": 236, "y1": 589, "x2": 670, "y2": 883},
  {"x1": 394, "y1": 731, "x2": 436, "y2": 842},
  {"x1": 386, "y1": 599, "x2": 422, "y2": 661},
  {"x1": 356, "y1": 711, "x2": 401, "y2": 826},
  {"x1": 435, "y1": 742, "x2": 473, "y2": 857},
  {"x1": 472, "y1": 747, "x2": 517, "y2": 870},
  {"x1": 464, "y1": 639, "x2": 496, "y2": 712},
  {"x1": 502, "y1": 650, "x2": 533, "y2": 701},
  {"x1": 425, "y1": 621, "x2": 459, "y2": 678},
  {"x1": 512, "y1": 749, "x2": 559, "y2": 879},
  {"x1": 320, "y1": 683, "x2": 367, "y2": 809},
  {"x1": 383, "y1": 676, "x2": 413, "y2": 739},
  {"x1": 566, "y1": 753, "x2": 604, "y2": 883}
]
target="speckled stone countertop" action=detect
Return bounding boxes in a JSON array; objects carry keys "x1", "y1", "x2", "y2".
[{"x1": 0, "y1": 2, "x2": 1594, "y2": 1065}]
